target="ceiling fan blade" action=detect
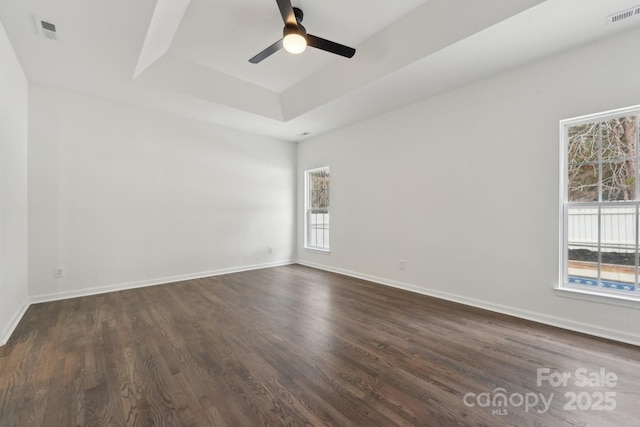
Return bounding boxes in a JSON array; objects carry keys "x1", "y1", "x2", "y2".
[
  {"x1": 249, "y1": 39, "x2": 283, "y2": 64},
  {"x1": 276, "y1": 0, "x2": 297, "y2": 26},
  {"x1": 306, "y1": 34, "x2": 356, "y2": 58}
]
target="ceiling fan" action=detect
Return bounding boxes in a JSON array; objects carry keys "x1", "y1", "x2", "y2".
[{"x1": 249, "y1": 0, "x2": 356, "y2": 64}]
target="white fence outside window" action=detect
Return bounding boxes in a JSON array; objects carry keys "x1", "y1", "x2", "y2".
[{"x1": 567, "y1": 207, "x2": 636, "y2": 253}]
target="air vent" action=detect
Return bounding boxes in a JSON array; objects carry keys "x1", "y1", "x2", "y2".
[
  {"x1": 34, "y1": 16, "x2": 57, "y2": 40},
  {"x1": 607, "y1": 5, "x2": 640, "y2": 24}
]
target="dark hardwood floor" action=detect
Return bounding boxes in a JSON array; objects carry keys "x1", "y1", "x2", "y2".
[{"x1": 1, "y1": 265, "x2": 639, "y2": 426}]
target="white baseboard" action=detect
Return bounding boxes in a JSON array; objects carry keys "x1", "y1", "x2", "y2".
[
  {"x1": 1, "y1": 297, "x2": 30, "y2": 346},
  {"x1": 30, "y1": 260, "x2": 295, "y2": 304},
  {"x1": 0, "y1": 261, "x2": 294, "y2": 347},
  {"x1": 295, "y1": 260, "x2": 640, "y2": 347},
  {"x1": 6, "y1": 260, "x2": 638, "y2": 347}
]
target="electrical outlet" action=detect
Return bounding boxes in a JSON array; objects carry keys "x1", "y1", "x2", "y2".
[
  {"x1": 55, "y1": 267, "x2": 65, "y2": 278},
  {"x1": 399, "y1": 260, "x2": 405, "y2": 270},
  {"x1": 268, "y1": 246, "x2": 273, "y2": 254}
]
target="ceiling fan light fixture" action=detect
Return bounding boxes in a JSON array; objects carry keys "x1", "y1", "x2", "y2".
[{"x1": 283, "y1": 26, "x2": 307, "y2": 54}]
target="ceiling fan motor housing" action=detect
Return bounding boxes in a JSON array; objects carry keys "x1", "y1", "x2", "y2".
[{"x1": 284, "y1": 23, "x2": 306, "y2": 38}]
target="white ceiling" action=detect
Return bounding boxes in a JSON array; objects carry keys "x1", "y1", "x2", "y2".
[{"x1": 2, "y1": 0, "x2": 640, "y2": 141}]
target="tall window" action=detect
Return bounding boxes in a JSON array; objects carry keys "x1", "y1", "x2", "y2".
[
  {"x1": 305, "y1": 167, "x2": 330, "y2": 251},
  {"x1": 561, "y1": 106, "x2": 640, "y2": 300}
]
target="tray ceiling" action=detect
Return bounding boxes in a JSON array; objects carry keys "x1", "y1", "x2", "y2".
[{"x1": 2, "y1": 0, "x2": 640, "y2": 141}]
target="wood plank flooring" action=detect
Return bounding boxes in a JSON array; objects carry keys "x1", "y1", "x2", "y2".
[{"x1": 1, "y1": 264, "x2": 639, "y2": 426}]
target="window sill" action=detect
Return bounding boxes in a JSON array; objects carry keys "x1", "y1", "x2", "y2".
[
  {"x1": 304, "y1": 246, "x2": 331, "y2": 254},
  {"x1": 555, "y1": 286, "x2": 640, "y2": 310}
]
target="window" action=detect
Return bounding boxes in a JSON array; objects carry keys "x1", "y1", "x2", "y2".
[
  {"x1": 305, "y1": 167, "x2": 330, "y2": 251},
  {"x1": 561, "y1": 106, "x2": 640, "y2": 301}
]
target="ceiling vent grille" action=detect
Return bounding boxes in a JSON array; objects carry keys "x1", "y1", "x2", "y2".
[
  {"x1": 34, "y1": 16, "x2": 57, "y2": 40},
  {"x1": 607, "y1": 6, "x2": 640, "y2": 24}
]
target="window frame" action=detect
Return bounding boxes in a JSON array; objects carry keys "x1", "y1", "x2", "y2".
[
  {"x1": 559, "y1": 105, "x2": 640, "y2": 306},
  {"x1": 304, "y1": 166, "x2": 331, "y2": 252}
]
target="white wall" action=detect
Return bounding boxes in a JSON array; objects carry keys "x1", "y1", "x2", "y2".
[
  {"x1": 0, "y1": 20, "x2": 29, "y2": 345},
  {"x1": 29, "y1": 85, "x2": 296, "y2": 299},
  {"x1": 297, "y1": 27, "x2": 640, "y2": 345}
]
